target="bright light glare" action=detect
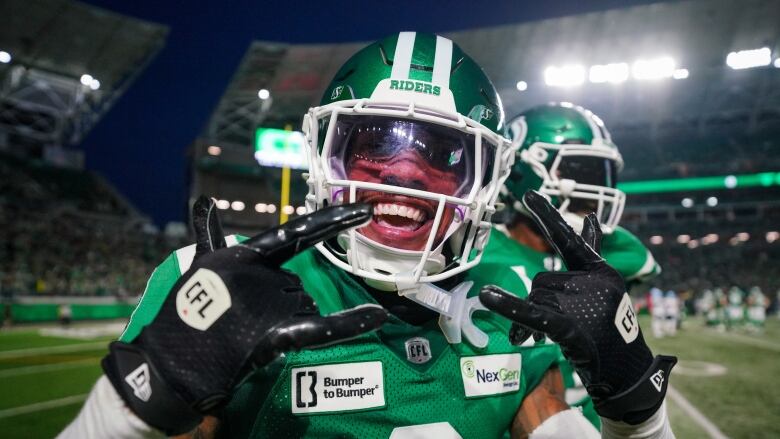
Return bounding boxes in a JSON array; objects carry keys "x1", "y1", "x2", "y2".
[
  {"x1": 687, "y1": 240, "x2": 699, "y2": 249},
  {"x1": 706, "y1": 196, "x2": 718, "y2": 207},
  {"x1": 724, "y1": 175, "x2": 737, "y2": 188},
  {"x1": 632, "y1": 57, "x2": 676, "y2": 80},
  {"x1": 681, "y1": 197, "x2": 694, "y2": 208},
  {"x1": 650, "y1": 235, "x2": 663, "y2": 245},
  {"x1": 516, "y1": 81, "x2": 528, "y2": 91},
  {"x1": 726, "y1": 47, "x2": 771, "y2": 70},
  {"x1": 767, "y1": 231, "x2": 780, "y2": 243},
  {"x1": 255, "y1": 203, "x2": 267, "y2": 213},
  {"x1": 672, "y1": 69, "x2": 689, "y2": 79},
  {"x1": 296, "y1": 206, "x2": 307, "y2": 215},
  {"x1": 258, "y1": 89, "x2": 270, "y2": 100},
  {"x1": 80, "y1": 74, "x2": 93, "y2": 86},
  {"x1": 89, "y1": 79, "x2": 100, "y2": 90},
  {"x1": 207, "y1": 145, "x2": 222, "y2": 156},
  {"x1": 702, "y1": 233, "x2": 719, "y2": 245},
  {"x1": 677, "y1": 234, "x2": 691, "y2": 244},
  {"x1": 544, "y1": 65, "x2": 585, "y2": 87},
  {"x1": 231, "y1": 201, "x2": 245, "y2": 211},
  {"x1": 736, "y1": 232, "x2": 750, "y2": 242},
  {"x1": 266, "y1": 204, "x2": 277, "y2": 214},
  {"x1": 0, "y1": 51, "x2": 11, "y2": 63},
  {"x1": 282, "y1": 205, "x2": 294, "y2": 215},
  {"x1": 216, "y1": 199, "x2": 230, "y2": 210},
  {"x1": 775, "y1": 59, "x2": 780, "y2": 68},
  {"x1": 589, "y1": 63, "x2": 629, "y2": 83}
]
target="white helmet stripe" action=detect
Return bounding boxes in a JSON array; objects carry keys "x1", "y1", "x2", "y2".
[
  {"x1": 432, "y1": 36, "x2": 453, "y2": 88},
  {"x1": 391, "y1": 32, "x2": 416, "y2": 80}
]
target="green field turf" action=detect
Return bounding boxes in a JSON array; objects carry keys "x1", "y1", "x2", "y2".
[{"x1": 0, "y1": 317, "x2": 778, "y2": 438}]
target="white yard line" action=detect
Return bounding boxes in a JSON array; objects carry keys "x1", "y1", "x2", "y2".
[
  {"x1": 0, "y1": 394, "x2": 88, "y2": 419},
  {"x1": 710, "y1": 332, "x2": 780, "y2": 353},
  {"x1": 667, "y1": 385, "x2": 730, "y2": 439},
  {"x1": 0, "y1": 342, "x2": 107, "y2": 360},
  {"x1": 0, "y1": 358, "x2": 100, "y2": 378}
]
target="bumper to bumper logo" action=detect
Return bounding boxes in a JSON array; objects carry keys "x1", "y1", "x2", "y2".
[
  {"x1": 460, "y1": 353, "x2": 521, "y2": 398},
  {"x1": 290, "y1": 361, "x2": 385, "y2": 414}
]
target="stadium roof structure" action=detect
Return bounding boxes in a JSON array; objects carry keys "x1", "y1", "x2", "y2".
[
  {"x1": 0, "y1": 0, "x2": 168, "y2": 148},
  {"x1": 203, "y1": 0, "x2": 780, "y2": 156}
]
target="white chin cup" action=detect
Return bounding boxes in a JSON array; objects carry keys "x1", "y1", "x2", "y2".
[{"x1": 338, "y1": 232, "x2": 446, "y2": 291}]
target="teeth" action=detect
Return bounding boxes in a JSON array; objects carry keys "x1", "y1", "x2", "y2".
[{"x1": 372, "y1": 203, "x2": 425, "y2": 222}]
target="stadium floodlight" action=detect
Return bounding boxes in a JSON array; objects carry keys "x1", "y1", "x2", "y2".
[
  {"x1": 677, "y1": 234, "x2": 691, "y2": 244},
  {"x1": 544, "y1": 65, "x2": 585, "y2": 87},
  {"x1": 207, "y1": 145, "x2": 222, "y2": 156},
  {"x1": 258, "y1": 88, "x2": 270, "y2": 100},
  {"x1": 296, "y1": 206, "x2": 307, "y2": 215},
  {"x1": 775, "y1": 59, "x2": 780, "y2": 68},
  {"x1": 80, "y1": 74, "x2": 94, "y2": 86},
  {"x1": 89, "y1": 79, "x2": 100, "y2": 91},
  {"x1": 672, "y1": 69, "x2": 689, "y2": 80},
  {"x1": 724, "y1": 175, "x2": 737, "y2": 188},
  {"x1": 681, "y1": 197, "x2": 694, "y2": 208},
  {"x1": 736, "y1": 232, "x2": 750, "y2": 242},
  {"x1": 0, "y1": 51, "x2": 11, "y2": 63},
  {"x1": 266, "y1": 204, "x2": 277, "y2": 214},
  {"x1": 588, "y1": 63, "x2": 629, "y2": 84},
  {"x1": 632, "y1": 57, "x2": 675, "y2": 80},
  {"x1": 516, "y1": 81, "x2": 528, "y2": 91},
  {"x1": 649, "y1": 235, "x2": 663, "y2": 245},
  {"x1": 706, "y1": 196, "x2": 718, "y2": 207},
  {"x1": 729, "y1": 237, "x2": 740, "y2": 246},
  {"x1": 702, "y1": 233, "x2": 719, "y2": 245},
  {"x1": 255, "y1": 203, "x2": 267, "y2": 213},
  {"x1": 767, "y1": 231, "x2": 779, "y2": 243},
  {"x1": 282, "y1": 205, "x2": 294, "y2": 215},
  {"x1": 686, "y1": 240, "x2": 699, "y2": 249},
  {"x1": 231, "y1": 201, "x2": 245, "y2": 211},
  {"x1": 216, "y1": 199, "x2": 230, "y2": 210},
  {"x1": 726, "y1": 47, "x2": 771, "y2": 70}
]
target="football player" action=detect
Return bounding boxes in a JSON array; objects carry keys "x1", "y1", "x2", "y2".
[
  {"x1": 60, "y1": 33, "x2": 674, "y2": 439},
  {"x1": 466, "y1": 103, "x2": 663, "y2": 430}
]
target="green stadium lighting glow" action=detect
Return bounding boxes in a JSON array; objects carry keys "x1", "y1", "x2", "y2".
[
  {"x1": 617, "y1": 172, "x2": 780, "y2": 194},
  {"x1": 254, "y1": 127, "x2": 307, "y2": 170}
]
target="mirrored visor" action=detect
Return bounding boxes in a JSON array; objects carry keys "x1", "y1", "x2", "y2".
[{"x1": 327, "y1": 115, "x2": 492, "y2": 198}]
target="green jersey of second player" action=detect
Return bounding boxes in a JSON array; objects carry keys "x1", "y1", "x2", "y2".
[{"x1": 119, "y1": 237, "x2": 563, "y2": 438}]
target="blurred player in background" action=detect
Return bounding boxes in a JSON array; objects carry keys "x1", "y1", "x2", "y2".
[
  {"x1": 466, "y1": 102, "x2": 662, "y2": 430},
  {"x1": 726, "y1": 286, "x2": 745, "y2": 330},
  {"x1": 663, "y1": 290, "x2": 679, "y2": 337},
  {"x1": 746, "y1": 286, "x2": 767, "y2": 332},
  {"x1": 650, "y1": 287, "x2": 667, "y2": 338}
]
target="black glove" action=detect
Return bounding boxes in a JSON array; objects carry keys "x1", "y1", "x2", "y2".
[
  {"x1": 102, "y1": 197, "x2": 388, "y2": 435},
  {"x1": 480, "y1": 190, "x2": 676, "y2": 424}
]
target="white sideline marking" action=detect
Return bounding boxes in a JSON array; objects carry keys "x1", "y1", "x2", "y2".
[
  {"x1": 0, "y1": 358, "x2": 100, "y2": 378},
  {"x1": 0, "y1": 342, "x2": 107, "y2": 360},
  {"x1": 0, "y1": 394, "x2": 88, "y2": 419},
  {"x1": 667, "y1": 385, "x2": 730, "y2": 439},
  {"x1": 710, "y1": 332, "x2": 780, "y2": 353}
]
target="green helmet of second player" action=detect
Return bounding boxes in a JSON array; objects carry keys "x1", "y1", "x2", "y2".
[{"x1": 504, "y1": 102, "x2": 625, "y2": 234}]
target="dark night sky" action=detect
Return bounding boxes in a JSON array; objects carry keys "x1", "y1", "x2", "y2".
[{"x1": 79, "y1": 0, "x2": 660, "y2": 225}]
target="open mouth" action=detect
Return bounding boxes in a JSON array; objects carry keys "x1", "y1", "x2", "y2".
[{"x1": 358, "y1": 192, "x2": 441, "y2": 251}]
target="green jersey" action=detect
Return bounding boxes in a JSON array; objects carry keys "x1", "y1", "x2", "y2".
[
  {"x1": 602, "y1": 226, "x2": 661, "y2": 285},
  {"x1": 120, "y1": 237, "x2": 562, "y2": 438}
]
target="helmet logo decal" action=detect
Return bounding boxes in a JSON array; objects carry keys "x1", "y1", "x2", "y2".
[
  {"x1": 388, "y1": 79, "x2": 441, "y2": 96},
  {"x1": 331, "y1": 85, "x2": 344, "y2": 100},
  {"x1": 480, "y1": 108, "x2": 494, "y2": 121}
]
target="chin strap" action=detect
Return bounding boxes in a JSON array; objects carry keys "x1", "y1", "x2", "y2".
[{"x1": 396, "y1": 279, "x2": 489, "y2": 348}]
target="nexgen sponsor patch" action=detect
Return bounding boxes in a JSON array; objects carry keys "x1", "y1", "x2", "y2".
[
  {"x1": 291, "y1": 361, "x2": 385, "y2": 414},
  {"x1": 460, "y1": 353, "x2": 521, "y2": 398}
]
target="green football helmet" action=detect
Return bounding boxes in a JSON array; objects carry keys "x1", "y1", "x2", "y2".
[
  {"x1": 504, "y1": 102, "x2": 625, "y2": 234},
  {"x1": 302, "y1": 32, "x2": 514, "y2": 290}
]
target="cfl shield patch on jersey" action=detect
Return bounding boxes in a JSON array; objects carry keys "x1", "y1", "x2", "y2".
[
  {"x1": 460, "y1": 353, "x2": 521, "y2": 398},
  {"x1": 290, "y1": 361, "x2": 385, "y2": 414},
  {"x1": 405, "y1": 337, "x2": 432, "y2": 364}
]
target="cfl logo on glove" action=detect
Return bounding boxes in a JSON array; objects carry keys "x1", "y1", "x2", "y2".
[
  {"x1": 176, "y1": 268, "x2": 232, "y2": 331},
  {"x1": 614, "y1": 293, "x2": 639, "y2": 343}
]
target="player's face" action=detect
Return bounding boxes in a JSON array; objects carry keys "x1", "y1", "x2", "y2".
[{"x1": 336, "y1": 117, "x2": 476, "y2": 251}]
